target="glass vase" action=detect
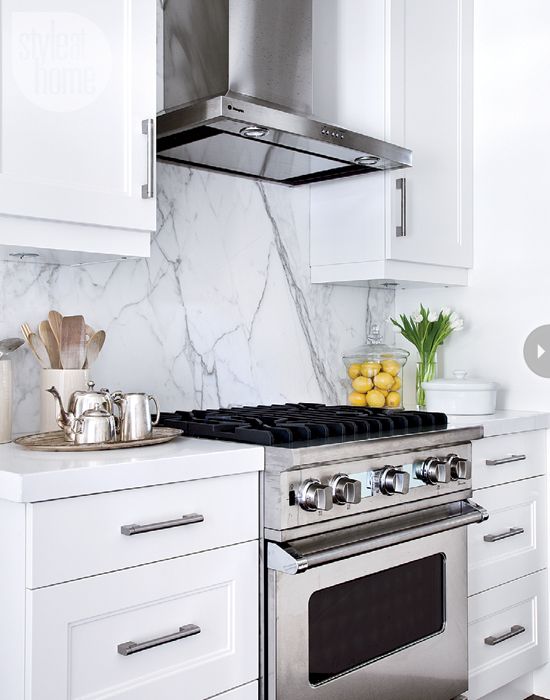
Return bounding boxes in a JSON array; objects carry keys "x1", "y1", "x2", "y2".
[{"x1": 416, "y1": 355, "x2": 437, "y2": 409}]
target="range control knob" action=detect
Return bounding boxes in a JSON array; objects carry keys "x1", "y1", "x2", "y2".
[
  {"x1": 378, "y1": 467, "x2": 410, "y2": 495},
  {"x1": 446, "y1": 453, "x2": 472, "y2": 481},
  {"x1": 298, "y1": 479, "x2": 334, "y2": 512},
  {"x1": 414, "y1": 457, "x2": 451, "y2": 485},
  {"x1": 329, "y1": 474, "x2": 362, "y2": 505}
]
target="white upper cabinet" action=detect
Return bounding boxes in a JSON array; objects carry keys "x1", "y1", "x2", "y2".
[
  {"x1": 0, "y1": 0, "x2": 156, "y2": 263},
  {"x1": 310, "y1": 0, "x2": 473, "y2": 288}
]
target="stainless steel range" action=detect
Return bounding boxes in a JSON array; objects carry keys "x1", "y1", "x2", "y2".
[{"x1": 160, "y1": 405, "x2": 487, "y2": 700}]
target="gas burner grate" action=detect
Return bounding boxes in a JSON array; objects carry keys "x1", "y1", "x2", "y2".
[{"x1": 158, "y1": 403, "x2": 448, "y2": 447}]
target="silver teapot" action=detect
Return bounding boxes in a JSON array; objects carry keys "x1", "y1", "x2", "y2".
[
  {"x1": 46, "y1": 381, "x2": 114, "y2": 441},
  {"x1": 73, "y1": 403, "x2": 117, "y2": 445}
]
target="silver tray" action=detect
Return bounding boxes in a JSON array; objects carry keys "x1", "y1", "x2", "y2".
[{"x1": 14, "y1": 426, "x2": 183, "y2": 452}]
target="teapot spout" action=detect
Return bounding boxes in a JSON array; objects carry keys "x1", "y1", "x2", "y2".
[{"x1": 46, "y1": 386, "x2": 75, "y2": 434}]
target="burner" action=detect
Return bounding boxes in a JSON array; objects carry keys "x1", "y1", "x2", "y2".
[{"x1": 158, "y1": 403, "x2": 448, "y2": 447}]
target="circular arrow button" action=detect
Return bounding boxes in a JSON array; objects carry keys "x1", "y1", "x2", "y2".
[{"x1": 524, "y1": 325, "x2": 550, "y2": 378}]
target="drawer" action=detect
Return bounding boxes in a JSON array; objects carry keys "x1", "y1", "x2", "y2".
[
  {"x1": 468, "y1": 570, "x2": 549, "y2": 700},
  {"x1": 25, "y1": 541, "x2": 259, "y2": 700},
  {"x1": 472, "y1": 431, "x2": 546, "y2": 490},
  {"x1": 26, "y1": 472, "x2": 259, "y2": 588},
  {"x1": 213, "y1": 681, "x2": 258, "y2": 699},
  {"x1": 469, "y1": 476, "x2": 547, "y2": 595}
]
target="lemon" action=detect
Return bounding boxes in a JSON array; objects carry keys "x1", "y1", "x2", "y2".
[
  {"x1": 386, "y1": 391, "x2": 401, "y2": 408},
  {"x1": 366, "y1": 389, "x2": 386, "y2": 408},
  {"x1": 351, "y1": 376, "x2": 373, "y2": 394},
  {"x1": 378, "y1": 389, "x2": 388, "y2": 397},
  {"x1": 381, "y1": 359, "x2": 401, "y2": 376},
  {"x1": 373, "y1": 372, "x2": 394, "y2": 391},
  {"x1": 391, "y1": 376, "x2": 401, "y2": 391},
  {"x1": 360, "y1": 361, "x2": 381, "y2": 378},
  {"x1": 347, "y1": 363, "x2": 361, "y2": 380},
  {"x1": 349, "y1": 391, "x2": 367, "y2": 406}
]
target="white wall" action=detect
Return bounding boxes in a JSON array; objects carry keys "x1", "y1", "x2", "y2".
[{"x1": 396, "y1": 0, "x2": 550, "y2": 411}]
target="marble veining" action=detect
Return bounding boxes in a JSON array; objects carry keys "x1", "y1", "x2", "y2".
[{"x1": 0, "y1": 164, "x2": 394, "y2": 433}]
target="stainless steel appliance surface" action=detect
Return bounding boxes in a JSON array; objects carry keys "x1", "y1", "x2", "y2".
[
  {"x1": 158, "y1": 405, "x2": 485, "y2": 700},
  {"x1": 159, "y1": 0, "x2": 412, "y2": 185}
]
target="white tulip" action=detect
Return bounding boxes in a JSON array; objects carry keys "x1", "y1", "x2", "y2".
[
  {"x1": 428, "y1": 311, "x2": 438, "y2": 322},
  {"x1": 441, "y1": 307, "x2": 451, "y2": 317},
  {"x1": 451, "y1": 318, "x2": 464, "y2": 331},
  {"x1": 449, "y1": 311, "x2": 459, "y2": 323},
  {"x1": 412, "y1": 313, "x2": 423, "y2": 323}
]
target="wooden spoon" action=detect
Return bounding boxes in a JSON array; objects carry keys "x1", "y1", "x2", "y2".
[
  {"x1": 84, "y1": 330, "x2": 106, "y2": 369},
  {"x1": 21, "y1": 324, "x2": 47, "y2": 367},
  {"x1": 59, "y1": 315, "x2": 86, "y2": 370},
  {"x1": 39, "y1": 320, "x2": 61, "y2": 369},
  {"x1": 47, "y1": 310, "x2": 63, "y2": 346},
  {"x1": 27, "y1": 332, "x2": 51, "y2": 368}
]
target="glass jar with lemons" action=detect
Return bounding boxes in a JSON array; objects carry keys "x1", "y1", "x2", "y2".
[{"x1": 343, "y1": 326, "x2": 409, "y2": 409}]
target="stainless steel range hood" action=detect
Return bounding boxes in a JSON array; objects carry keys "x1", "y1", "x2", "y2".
[{"x1": 158, "y1": 0, "x2": 412, "y2": 186}]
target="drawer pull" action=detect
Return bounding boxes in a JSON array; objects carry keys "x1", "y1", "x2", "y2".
[
  {"x1": 486, "y1": 454, "x2": 526, "y2": 466},
  {"x1": 484, "y1": 527, "x2": 525, "y2": 543},
  {"x1": 121, "y1": 513, "x2": 204, "y2": 536},
  {"x1": 484, "y1": 624, "x2": 526, "y2": 646},
  {"x1": 117, "y1": 623, "x2": 200, "y2": 656}
]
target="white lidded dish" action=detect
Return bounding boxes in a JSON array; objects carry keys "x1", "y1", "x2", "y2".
[{"x1": 422, "y1": 370, "x2": 498, "y2": 415}]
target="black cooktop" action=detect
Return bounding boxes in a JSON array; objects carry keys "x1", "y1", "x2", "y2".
[{"x1": 158, "y1": 403, "x2": 448, "y2": 447}]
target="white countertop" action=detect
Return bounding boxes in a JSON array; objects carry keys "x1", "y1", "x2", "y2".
[
  {"x1": 0, "y1": 437, "x2": 264, "y2": 503},
  {"x1": 447, "y1": 409, "x2": 550, "y2": 437}
]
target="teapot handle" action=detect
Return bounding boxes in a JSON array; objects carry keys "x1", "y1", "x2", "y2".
[{"x1": 149, "y1": 395, "x2": 161, "y2": 426}]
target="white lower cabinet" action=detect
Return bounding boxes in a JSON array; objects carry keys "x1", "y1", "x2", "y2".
[
  {"x1": 468, "y1": 570, "x2": 548, "y2": 700},
  {"x1": 467, "y1": 430, "x2": 549, "y2": 699},
  {"x1": 468, "y1": 477, "x2": 546, "y2": 596},
  {"x1": 0, "y1": 470, "x2": 261, "y2": 700},
  {"x1": 26, "y1": 540, "x2": 259, "y2": 700}
]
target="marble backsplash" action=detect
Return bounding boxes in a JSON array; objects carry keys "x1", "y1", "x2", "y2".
[{"x1": 1, "y1": 164, "x2": 394, "y2": 433}]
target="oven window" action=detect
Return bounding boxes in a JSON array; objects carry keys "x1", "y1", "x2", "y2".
[{"x1": 308, "y1": 553, "x2": 445, "y2": 685}]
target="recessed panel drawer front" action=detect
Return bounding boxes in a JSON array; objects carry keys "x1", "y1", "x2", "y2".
[
  {"x1": 25, "y1": 541, "x2": 259, "y2": 700},
  {"x1": 26, "y1": 472, "x2": 259, "y2": 588},
  {"x1": 468, "y1": 476, "x2": 546, "y2": 595},
  {"x1": 472, "y1": 431, "x2": 546, "y2": 490},
  {"x1": 468, "y1": 570, "x2": 548, "y2": 700}
]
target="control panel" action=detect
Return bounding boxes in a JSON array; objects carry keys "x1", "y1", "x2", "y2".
[{"x1": 293, "y1": 452, "x2": 472, "y2": 512}]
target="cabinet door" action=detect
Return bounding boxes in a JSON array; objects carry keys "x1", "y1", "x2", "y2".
[
  {"x1": 386, "y1": 0, "x2": 473, "y2": 268},
  {"x1": 26, "y1": 541, "x2": 259, "y2": 700},
  {"x1": 0, "y1": 0, "x2": 156, "y2": 233}
]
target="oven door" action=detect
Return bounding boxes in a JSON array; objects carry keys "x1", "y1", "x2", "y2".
[{"x1": 266, "y1": 500, "x2": 487, "y2": 700}]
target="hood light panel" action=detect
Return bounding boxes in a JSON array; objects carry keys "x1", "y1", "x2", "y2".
[
  {"x1": 355, "y1": 155, "x2": 380, "y2": 167},
  {"x1": 240, "y1": 125, "x2": 270, "y2": 139}
]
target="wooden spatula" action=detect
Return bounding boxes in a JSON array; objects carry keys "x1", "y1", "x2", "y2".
[
  {"x1": 48, "y1": 310, "x2": 63, "y2": 345},
  {"x1": 39, "y1": 320, "x2": 61, "y2": 369},
  {"x1": 59, "y1": 315, "x2": 86, "y2": 369},
  {"x1": 84, "y1": 330, "x2": 106, "y2": 369}
]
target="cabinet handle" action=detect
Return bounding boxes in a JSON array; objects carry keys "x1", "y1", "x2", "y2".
[
  {"x1": 121, "y1": 513, "x2": 204, "y2": 536},
  {"x1": 484, "y1": 624, "x2": 526, "y2": 646},
  {"x1": 118, "y1": 623, "x2": 200, "y2": 656},
  {"x1": 396, "y1": 177, "x2": 407, "y2": 237},
  {"x1": 485, "y1": 454, "x2": 526, "y2": 466},
  {"x1": 483, "y1": 527, "x2": 524, "y2": 543},
  {"x1": 141, "y1": 117, "x2": 155, "y2": 199}
]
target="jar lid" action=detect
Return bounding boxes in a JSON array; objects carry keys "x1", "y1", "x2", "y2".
[
  {"x1": 343, "y1": 324, "x2": 410, "y2": 362},
  {"x1": 343, "y1": 343, "x2": 410, "y2": 362},
  {"x1": 423, "y1": 370, "x2": 498, "y2": 391}
]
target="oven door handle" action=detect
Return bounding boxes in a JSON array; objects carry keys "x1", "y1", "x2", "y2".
[{"x1": 268, "y1": 499, "x2": 488, "y2": 575}]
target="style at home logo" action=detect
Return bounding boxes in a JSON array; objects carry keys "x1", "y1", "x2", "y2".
[{"x1": 11, "y1": 12, "x2": 112, "y2": 112}]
